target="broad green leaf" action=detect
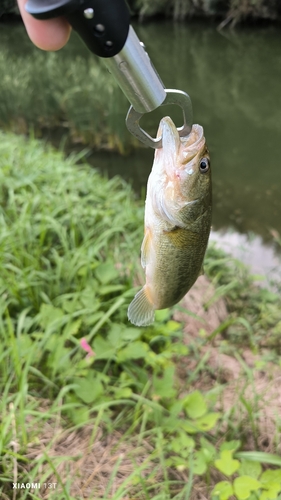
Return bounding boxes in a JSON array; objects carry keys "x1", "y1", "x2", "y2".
[
  {"x1": 83, "y1": 312, "x2": 104, "y2": 326},
  {"x1": 183, "y1": 391, "x2": 207, "y2": 419},
  {"x1": 169, "y1": 399, "x2": 184, "y2": 416},
  {"x1": 200, "y1": 437, "x2": 216, "y2": 463},
  {"x1": 233, "y1": 475, "x2": 261, "y2": 500},
  {"x1": 18, "y1": 333, "x2": 33, "y2": 356},
  {"x1": 162, "y1": 415, "x2": 182, "y2": 433},
  {"x1": 153, "y1": 366, "x2": 176, "y2": 399},
  {"x1": 95, "y1": 262, "x2": 119, "y2": 284},
  {"x1": 71, "y1": 407, "x2": 90, "y2": 425},
  {"x1": 45, "y1": 335, "x2": 60, "y2": 353},
  {"x1": 73, "y1": 375, "x2": 103, "y2": 404},
  {"x1": 107, "y1": 324, "x2": 123, "y2": 348},
  {"x1": 63, "y1": 319, "x2": 81, "y2": 337},
  {"x1": 193, "y1": 450, "x2": 208, "y2": 475},
  {"x1": 113, "y1": 387, "x2": 132, "y2": 399},
  {"x1": 259, "y1": 470, "x2": 281, "y2": 500},
  {"x1": 180, "y1": 420, "x2": 198, "y2": 434},
  {"x1": 239, "y1": 460, "x2": 262, "y2": 479},
  {"x1": 196, "y1": 412, "x2": 221, "y2": 431},
  {"x1": 165, "y1": 320, "x2": 181, "y2": 332},
  {"x1": 39, "y1": 304, "x2": 64, "y2": 328},
  {"x1": 179, "y1": 433, "x2": 195, "y2": 452},
  {"x1": 93, "y1": 335, "x2": 116, "y2": 360},
  {"x1": 121, "y1": 327, "x2": 142, "y2": 341},
  {"x1": 221, "y1": 440, "x2": 241, "y2": 453},
  {"x1": 215, "y1": 450, "x2": 240, "y2": 476},
  {"x1": 261, "y1": 469, "x2": 281, "y2": 484},
  {"x1": 170, "y1": 433, "x2": 195, "y2": 456},
  {"x1": 211, "y1": 481, "x2": 233, "y2": 500},
  {"x1": 117, "y1": 341, "x2": 148, "y2": 362},
  {"x1": 155, "y1": 309, "x2": 170, "y2": 322},
  {"x1": 260, "y1": 483, "x2": 281, "y2": 500}
]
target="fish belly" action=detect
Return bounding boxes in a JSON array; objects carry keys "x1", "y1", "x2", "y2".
[{"x1": 151, "y1": 224, "x2": 209, "y2": 309}]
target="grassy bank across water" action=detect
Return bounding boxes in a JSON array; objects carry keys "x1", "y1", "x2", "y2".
[
  {"x1": 129, "y1": 0, "x2": 281, "y2": 24},
  {"x1": 2, "y1": 0, "x2": 281, "y2": 23},
  {"x1": 0, "y1": 28, "x2": 134, "y2": 154},
  {"x1": 1, "y1": 132, "x2": 281, "y2": 499}
]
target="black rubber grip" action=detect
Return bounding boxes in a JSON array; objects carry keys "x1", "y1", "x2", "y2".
[{"x1": 25, "y1": 0, "x2": 130, "y2": 58}]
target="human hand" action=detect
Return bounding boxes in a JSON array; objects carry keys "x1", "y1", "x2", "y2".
[{"x1": 17, "y1": 0, "x2": 71, "y2": 50}]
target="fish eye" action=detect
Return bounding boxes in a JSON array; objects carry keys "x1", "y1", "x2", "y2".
[{"x1": 199, "y1": 157, "x2": 210, "y2": 173}]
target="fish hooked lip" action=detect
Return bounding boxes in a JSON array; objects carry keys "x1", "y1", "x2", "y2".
[
  {"x1": 155, "y1": 117, "x2": 180, "y2": 175},
  {"x1": 158, "y1": 116, "x2": 180, "y2": 149}
]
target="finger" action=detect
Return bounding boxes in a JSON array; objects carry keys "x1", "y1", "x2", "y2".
[{"x1": 17, "y1": 0, "x2": 71, "y2": 51}]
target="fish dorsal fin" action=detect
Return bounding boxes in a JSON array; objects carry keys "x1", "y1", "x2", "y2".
[{"x1": 127, "y1": 286, "x2": 155, "y2": 326}]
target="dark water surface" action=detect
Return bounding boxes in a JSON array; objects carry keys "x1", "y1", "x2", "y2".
[
  {"x1": 2, "y1": 20, "x2": 281, "y2": 278},
  {"x1": 90, "y1": 21, "x2": 281, "y2": 243}
]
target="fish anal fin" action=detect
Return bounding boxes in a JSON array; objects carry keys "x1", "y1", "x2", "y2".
[
  {"x1": 128, "y1": 286, "x2": 155, "y2": 327},
  {"x1": 141, "y1": 227, "x2": 152, "y2": 268}
]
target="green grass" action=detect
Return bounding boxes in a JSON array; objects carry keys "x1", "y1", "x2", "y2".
[{"x1": 1, "y1": 131, "x2": 281, "y2": 499}]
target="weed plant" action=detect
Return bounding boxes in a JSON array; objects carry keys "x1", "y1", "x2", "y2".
[{"x1": 1, "y1": 132, "x2": 281, "y2": 498}]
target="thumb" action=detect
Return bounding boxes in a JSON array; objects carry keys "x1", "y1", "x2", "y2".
[{"x1": 17, "y1": 0, "x2": 71, "y2": 51}]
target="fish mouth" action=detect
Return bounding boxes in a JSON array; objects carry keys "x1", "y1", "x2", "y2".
[
  {"x1": 156, "y1": 118, "x2": 206, "y2": 166},
  {"x1": 155, "y1": 117, "x2": 181, "y2": 176},
  {"x1": 157, "y1": 116, "x2": 180, "y2": 151}
]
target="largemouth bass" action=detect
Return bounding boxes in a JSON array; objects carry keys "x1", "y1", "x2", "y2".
[{"x1": 128, "y1": 116, "x2": 212, "y2": 327}]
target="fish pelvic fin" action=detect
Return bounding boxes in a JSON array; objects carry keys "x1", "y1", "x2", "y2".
[{"x1": 127, "y1": 286, "x2": 155, "y2": 327}]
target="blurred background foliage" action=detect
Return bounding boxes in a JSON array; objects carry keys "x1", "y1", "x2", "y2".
[{"x1": 2, "y1": 0, "x2": 281, "y2": 23}]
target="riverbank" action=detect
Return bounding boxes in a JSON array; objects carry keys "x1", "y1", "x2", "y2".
[{"x1": 1, "y1": 131, "x2": 281, "y2": 499}]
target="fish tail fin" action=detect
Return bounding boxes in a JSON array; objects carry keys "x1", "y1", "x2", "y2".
[{"x1": 127, "y1": 286, "x2": 155, "y2": 327}]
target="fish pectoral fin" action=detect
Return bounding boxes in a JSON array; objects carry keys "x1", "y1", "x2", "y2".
[
  {"x1": 141, "y1": 227, "x2": 152, "y2": 268},
  {"x1": 164, "y1": 227, "x2": 200, "y2": 249},
  {"x1": 127, "y1": 286, "x2": 155, "y2": 327}
]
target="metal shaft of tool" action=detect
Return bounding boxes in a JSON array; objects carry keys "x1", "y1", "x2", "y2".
[{"x1": 104, "y1": 26, "x2": 166, "y2": 114}]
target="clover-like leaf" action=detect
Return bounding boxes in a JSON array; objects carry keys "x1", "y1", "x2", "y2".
[
  {"x1": 183, "y1": 391, "x2": 207, "y2": 419},
  {"x1": 260, "y1": 483, "x2": 281, "y2": 500},
  {"x1": 196, "y1": 412, "x2": 221, "y2": 431},
  {"x1": 233, "y1": 475, "x2": 261, "y2": 500},
  {"x1": 95, "y1": 261, "x2": 119, "y2": 284},
  {"x1": 238, "y1": 460, "x2": 262, "y2": 479},
  {"x1": 215, "y1": 450, "x2": 240, "y2": 476},
  {"x1": 211, "y1": 481, "x2": 234, "y2": 500},
  {"x1": 220, "y1": 440, "x2": 241, "y2": 453},
  {"x1": 193, "y1": 450, "x2": 208, "y2": 475},
  {"x1": 259, "y1": 470, "x2": 281, "y2": 500},
  {"x1": 73, "y1": 374, "x2": 103, "y2": 404},
  {"x1": 261, "y1": 469, "x2": 281, "y2": 484},
  {"x1": 200, "y1": 437, "x2": 216, "y2": 463}
]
